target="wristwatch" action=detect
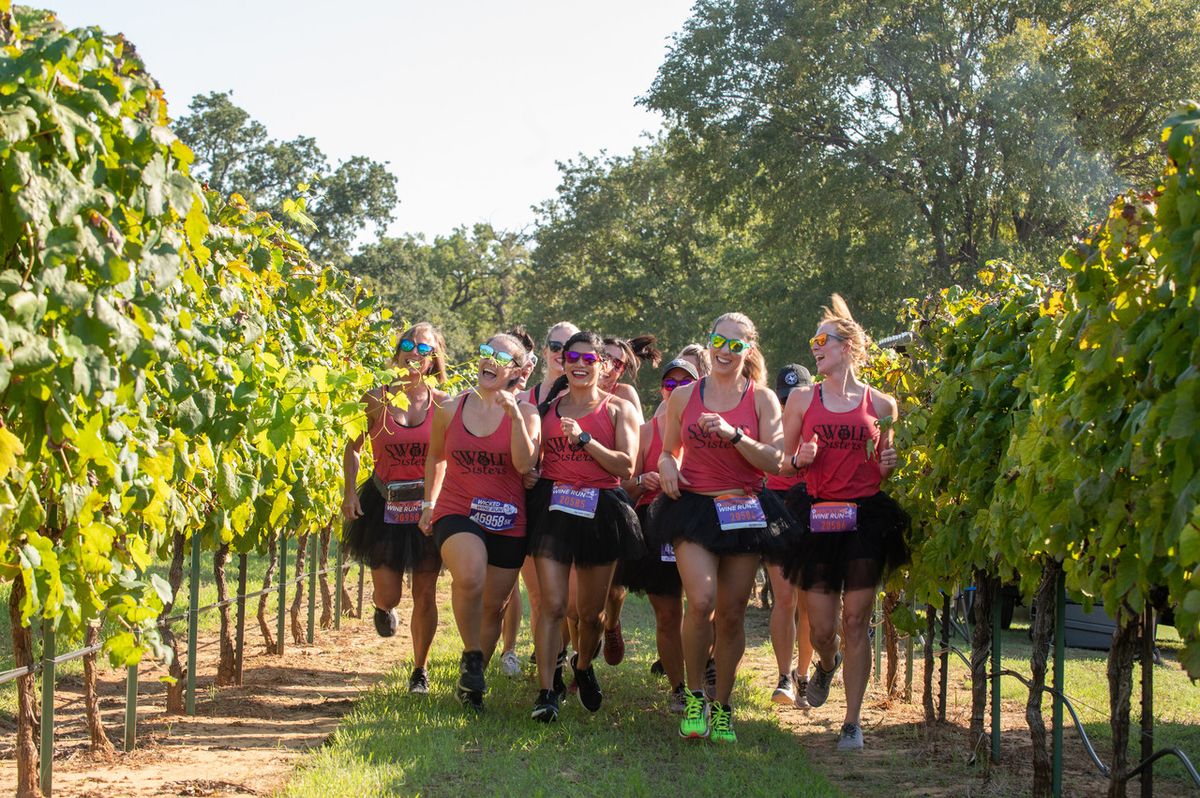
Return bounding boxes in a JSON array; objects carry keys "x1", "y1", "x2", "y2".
[{"x1": 576, "y1": 432, "x2": 593, "y2": 447}]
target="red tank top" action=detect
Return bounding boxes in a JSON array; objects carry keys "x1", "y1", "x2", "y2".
[
  {"x1": 433, "y1": 394, "x2": 526, "y2": 537},
  {"x1": 369, "y1": 386, "x2": 433, "y2": 482},
  {"x1": 766, "y1": 471, "x2": 804, "y2": 492},
  {"x1": 678, "y1": 379, "x2": 764, "y2": 494},
  {"x1": 801, "y1": 384, "x2": 882, "y2": 499},
  {"x1": 541, "y1": 394, "x2": 620, "y2": 489},
  {"x1": 636, "y1": 417, "x2": 663, "y2": 508}
]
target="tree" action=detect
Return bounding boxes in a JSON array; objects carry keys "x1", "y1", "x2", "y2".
[
  {"x1": 176, "y1": 91, "x2": 398, "y2": 261},
  {"x1": 644, "y1": 0, "x2": 1200, "y2": 291}
]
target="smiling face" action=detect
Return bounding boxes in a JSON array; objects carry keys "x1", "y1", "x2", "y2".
[
  {"x1": 660, "y1": 366, "x2": 692, "y2": 401},
  {"x1": 600, "y1": 343, "x2": 626, "y2": 392},
  {"x1": 395, "y1": 327, "x2": 438, "y2": 379},
  {"x1": 542, "y1": 323, "x2": 578, "y2": 381},
  {"x1": 810, "y1": 322, "x2": 849, "y2": 376},
  {"x1": 563, "y1": 342, "x2": 604, "y2": 389},
  {"x1": 708, "y1": 319, "x2": 752, "y2": 377},
  {"x1": 477, "y1": 336, "x2": 521, "y2": 390}
]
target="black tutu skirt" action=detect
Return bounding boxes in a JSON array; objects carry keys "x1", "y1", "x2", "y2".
[
  {"x1": 525, "y1": 478, "x2": 646, "y2": 566},
  {"x1": 617, "y1": 504, "x2": 683, "y2": 597},
  {"x1": 781, "y1": 489, "x2": 910, "y2": 593},
  {"x1": 645, "y1": 488, "x2": 797, "y2": 558},
  {"x1": 343, "y1": 477, "x2": 441, "y2": 573}
]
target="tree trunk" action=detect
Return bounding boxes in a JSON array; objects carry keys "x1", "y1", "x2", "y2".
[
  {"x1": 923, "y1": 602, "x2": 936, "y2": 725},
  {"x1": 257, "y1": 533, "x2": 279, "y2": 654},
  {"x1": 290, "y1": 532, "x2": 308, "y2": 644},
  {"x1": 214, "y1": 542, "x2": 238, "y2": 686},
  {"x1": 319, "y1": 525, "x2": 333, "y2": 629},
  {"x1": 883, "y1": 590, "x2": 900, "y2": 698},
  {"x1": 1027, "y1": 560, "x2": 1060, "y2": 798},
  {"x1": 1106, "y1": 610, "x2": 1139, "y2": 798},
  {"x1": 970, "y1": 571, "x2": 998, "y2": 747},
  {"x1": 161, "y1": 530, "x2": 187, "y2": 714},
  {"x1": 10, "y1": 580, "x2": 41, "y2": 797},
  {"x1": 82, "y1": 623, "x2": 114, "y2": 752}
]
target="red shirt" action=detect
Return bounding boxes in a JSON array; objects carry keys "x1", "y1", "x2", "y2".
[
  {"x1": 678, "y1": 379, "x2": 764, "y2": 495},
  {"x1": 766, "y1": 471, "x2": 804, "y2": 492},
  {"x1": 541, "y1": 395, "x2": 621, "y2": 489},
  {"x1": 369, "y1": 386, "x2": 432, "y2": 482},
  {"x1": 801, "y1": 384, "x2": 883, "y2": 499},
  {"x1": 433, "y1": 395, "x2": 526, "y2": 537},
  {"x1": 636, "y1": 416, "x2": 664, "y2": 508}
]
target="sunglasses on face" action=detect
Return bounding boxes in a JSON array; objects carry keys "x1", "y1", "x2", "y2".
[
  {"x1": 479, "y1": 343, "x2": 515, "y2": 366},
  {"x1": 399, "y1": 339, "x2": 436, "y2": 357},
  {"x1": 709, "y1": 333, "x2": 752, "y2": 354},
  {"x1": 608, "y1": 359, "x2": 627, "y2": 374},
  {"x1": 564, "y1": 351, "x2": 603, "y2": 366},
  {"x1": 662, "y1": 377, "x2": 694, "y2": 392},
  {"x1": 809, "y1": 332, "x2": 847, "y2": 348},
  {"x1": 546, "y1": 340, "x2": 567, "y2": 353}
]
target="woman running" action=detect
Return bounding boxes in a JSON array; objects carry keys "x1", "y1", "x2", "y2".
[
  {"x1": 651, "y1": 312, "x2": 792, "y2": 744},
  {"x1": 781, "y1": 295, "x2": 908, "y2": 751},
  {"x1": 765, "y1": 364, "x2": 815, "y2": 708},
  {"x1": 342, "y1": 323, "x2": 449, "y2": 694},
  {"x1": 621, "y1": 357, "x2": 699, "y2": 711},
  {"x1": 419, "y1": 333, "x2": 541, "y2": 711},
  {"x1": 526, "y1": 331, "x2": 643, "y2": 722}
]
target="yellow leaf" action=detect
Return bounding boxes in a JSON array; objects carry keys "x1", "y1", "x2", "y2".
[
  {"x1": 226, "y1": 259, "x2": 257, "y2": 282},
  {"x1": 0, "y1": 426, "x2": 25, "y2": 481}
]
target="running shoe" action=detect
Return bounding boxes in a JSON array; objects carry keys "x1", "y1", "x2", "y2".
[
  {"x1": 837, "y1": 722, "x2": 864, "y2": 751},
  {"x1": 709, "y1": 703, "x2": 737, "y2": 744},
  {"x1": 793, "y1": 672, "x2": 810, "y2": 710},
  {"x1": 771, "y1": 672, "x2": 796, "y2": 705},
  {"x1": 668, "y1": 683, "x2": 688, "y2": 714},
  {"x1": 678, "y1": 690, "x2": 709, "y2": 739},
  {"x1": 650, "y1": 659, "x2": 665, "y2": 677},
  {"x1": 500, "y1": 649, "x2": 521, "y2": 677},
  {"x1": 806, "y1": 650, "x2": 843, "y2": 709},
  {"x1": 457, "y1": 649, "x2": 486, "y2": 710},
  {"x1": 552, "y1": 648, "x2": 567, "y2": 699},
  {"x1": 373, "y1": 606, "x2": 398, "y2": 637},
  {"x1": 703, "y1": 658, "x2": 717, "y2": 701},
  {"x1": 531, "y1": 689, "x2": 559, "y2": 723},
  {"x1": 571, "y1": 654, "x2": 603, "y2": 712},
  {"x1": 408, "y1": 667, "x2": 429, "y2": 695},
  {"x1": 603, "y1": 622, "x2": 625, "y2": 666}
]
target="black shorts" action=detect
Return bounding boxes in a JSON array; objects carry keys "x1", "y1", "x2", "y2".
[
  {"x1": 343, "y1": 477, "x2": 441, "y2": 573},
  {"x1": 433, "y1": 515, "x2": 527, "y2": 570}
]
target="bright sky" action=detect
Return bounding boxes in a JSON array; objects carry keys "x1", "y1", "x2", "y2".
[{"x1": 46, "y1": 0, "x2": 696, "y2": 241}]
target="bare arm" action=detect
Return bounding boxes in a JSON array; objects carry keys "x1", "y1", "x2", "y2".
[
  {"x1": 656, "y1": 383, "x2": 692, "y2": 499},
  {"x1": 621, "y1": 420, "x2": 654, "y2": 498},
  {"x1": 779, "y1": 386, "x2": 815, "y2": 476},
  {"x1": 871, "y1": 388, "x2": 900, "y2": 479},
  {"x1": 508, "y1": 398, "x2": 542, "y2": 474},
  {"x1": 418, "y1": 397, "x2": 454, "y2": 535}
]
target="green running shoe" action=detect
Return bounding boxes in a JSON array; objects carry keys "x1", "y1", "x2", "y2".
[
  {"x1": 710, "y1": 703, "x2": 737, "y2": 744},
  {"x1": 678, "y1": 690, "x2": 709, "y2": 739}
]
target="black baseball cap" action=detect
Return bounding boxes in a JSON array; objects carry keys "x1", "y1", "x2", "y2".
[
  {"x1": 775, "y1": 363, "x2": 812, "y2": 401},
  {"x1": 661, "y1": 358, "x2": 699, "y2": 381}
]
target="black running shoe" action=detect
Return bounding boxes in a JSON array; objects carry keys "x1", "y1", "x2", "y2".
[
  {"x1": 571, "y1": 653, "x2": 603, "y2": 712},
  {"x1": 373, "y1": 606, "x2": 398, "y2": 637},
  {"x1": 458, "y1": 649, "x2": 486, "y2": 696},
  {"x1": 531, "y1": 689, "x2": 559, "y2": 723},
  {"x1": 650, "y1": 659, "x2": 665, "y2": 677}
]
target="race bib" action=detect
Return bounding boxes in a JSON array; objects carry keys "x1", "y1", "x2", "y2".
[
  {"x1": 549, "y1": 483, "x2": 600, "y2": 519},
  {"x1": 714, "y1": 495, "x2": 767, "y2": 531},
  {"x1": 660, "y1": 543, "x2": 677, "y2": 563},
  {"x1": 809, "y1": 502, "x2": 858, "y2": 533},
  {"x1": 468, "y1": 497, "x2": 518, "y2": 533},
  {"x1": 384, "y1": 480, "x2": 422, "y2": 525}
]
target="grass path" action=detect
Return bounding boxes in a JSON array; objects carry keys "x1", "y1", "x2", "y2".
[{"x1": 284, "y1": 590, "x2": 839, "y2": 798}]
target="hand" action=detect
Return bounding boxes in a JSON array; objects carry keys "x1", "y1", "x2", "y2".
[
  {"x1": 796, "y1": 433, "x2": 820, "y2": 467},
  {"x1": 522, "y1": 468, "x2": 540, "y2": 490},
  {"x1": 560, "y1": 416, "x2": 582, "y2": 444},
  {"x1": 418, "y1": 507, "x2": 434, "y2": 536},
  {"x1": 494, "y1": 389, "x2": 520, "y2": 418},
  {"x1": 879, "y1": 447, "x2": 898, "y2": 476},
  {"x1": 657, "y1": 456, "x2": 690, "y2": 500},
  {"x1": 697, "y1": 412, "x2": 737, "y2": 441},
  {"x1": 639, "y1": 471, "x2": 661, "y2": 493},
  {"x1": 341, "y1": 491, "x2": 363, "y2": 521}
]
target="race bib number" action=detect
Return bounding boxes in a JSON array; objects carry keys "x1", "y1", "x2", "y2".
[
  {"x1": 384, "y1": 480, "x2": 422, "y2": 525},
  {"x1": 810, "y1": 502, "x2": 858, "y2": 533},
  {"x1": 714, "y1": 495, "x2": 767, "y2": 531},
  {"x1": 469, "y1": 497, "x2": 519, "y2": 533},
  {"x1": 660, "y1": 543, "x2": 677, "y2": 563},
  {"x1": 549, "y1": 483, "x2": 600, "y2": 519}
]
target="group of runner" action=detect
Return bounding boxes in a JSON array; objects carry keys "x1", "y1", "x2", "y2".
[{"x1": 341, "y1": 299, "x2": 909, "y2": 750}]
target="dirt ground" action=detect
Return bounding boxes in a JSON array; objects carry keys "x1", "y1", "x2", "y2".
[{"x1": 2, "y1": 586, "x2": 1127, "y2": 798}]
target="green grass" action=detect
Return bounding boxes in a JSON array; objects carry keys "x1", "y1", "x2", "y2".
[{"x1": 284, "y1": 594, "x2": 841, "y2": 798}]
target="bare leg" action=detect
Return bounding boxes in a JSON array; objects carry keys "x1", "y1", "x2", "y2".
[
  {"x1": 711, "y1": 554, "x2": 761, "y2": 704},
  {"x1": 566, "y1": 565, "x2": 580, "y2": 654},
  {"x1": 795, "y1": 587, "x2": 814, "y2": 675},
  {"x1": 481, "y1": 566, "x2": 522, "y2": 664},
  {"x1": 440, "y1": 534, "x2": 488, "y2": 651},
  {"x1": 841, "y1": 587, "x2": 875, "y2": 725},
  {"x1": 534, "y1": 557, "x2": 571, "y2": 691},
  {"x1": 574, "y1": 563, "x2": 617, "y2": 669},
  {"x1": 805, "y1": 589, "x2": 841, "y2": 673},
  {"x1": 371, "y1": 566, "x2": 404, "y2": 609},
  {"x1": 604, "y1": 583, "x2": 626, "y2": 631},
  {"x1": 648, "y1": 593, "x2": 685, "y2": 686},
  {"x1": 501, "y1": 579, "x2": 521, "y2": 655},
  {"x1": 675, "y1": 541, "x2": 718, "y2": 692},
  {"x1": 767, "y1": 563, "x2": 797, "y2": 677},
  {"x1": 410, "y1": 570, "x2": 439, "y2": 669}
]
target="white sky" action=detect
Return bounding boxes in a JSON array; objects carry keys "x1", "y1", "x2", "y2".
[{"x1": 46, "y1": 0, "x2": 696, "y2": 240}]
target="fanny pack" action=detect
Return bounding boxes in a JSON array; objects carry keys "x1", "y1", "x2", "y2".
[{"x1": 373, "y1": 474, "x2": 423, "y2": 525}]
